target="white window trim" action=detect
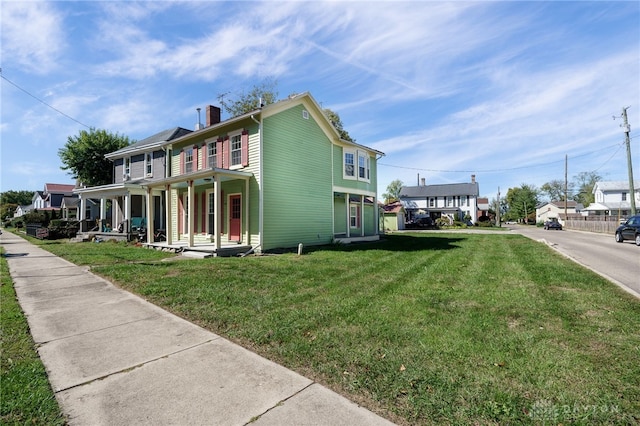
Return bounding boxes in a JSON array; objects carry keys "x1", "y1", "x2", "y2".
[
  {"x1": 184, "y1": 148, "x2": 194, "y2": 174},
  {"x1": 145, "y1": 152, "x2": 153, "y2": 177},
  {"x1": 123, "y1": 157, "x2": 131, "y2": 180},
  {"x1": 342, "y1": 148, "x2": 371, "y2": 183},
  {"x1": 357, "y1": 150, "x2": 370, "y2": 183},
  {"x1": 205, "y1": 136, "x2": 218, "y2": 169},
  {"x1": 229, "y1": 130, "x2": 243, "y2": 170}
]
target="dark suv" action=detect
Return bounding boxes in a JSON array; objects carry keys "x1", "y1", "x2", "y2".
[{"x1": 615, "y1": 215, "x2": 640, "y2": 246}]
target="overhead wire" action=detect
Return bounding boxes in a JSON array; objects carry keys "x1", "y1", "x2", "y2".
[
  {"x1": 1, "y1": 69, "x2": 91, "y2": 129},
  {"x1": 378, "y1": 142, "x2": 623, "y2": 174}
]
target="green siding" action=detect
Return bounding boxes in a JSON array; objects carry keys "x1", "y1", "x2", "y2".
[
  {"x1": 262, "y1": 104, "x2": 334, "y2": 250},
  {"x1": 334, "y1": 195, "x2": 347, "y2": 235},
  {"x1": 364, "y1": 204, "x2": 375, "y2": 235}
]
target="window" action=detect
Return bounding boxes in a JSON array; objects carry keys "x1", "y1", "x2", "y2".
[
  {"x1": 358, "y1": 152, "x2": 370, "y2": 180},
  {"x1": 429, "y1": 198, "x2": 434, "y2": 208},
  {"x1": 350, "y1": 204, "x2": 360, "y2": 228},
  {"x1": 208, "y1": 192, "x2": 215, "y2": 234},
  {"x1": 183, "y1": 194, "x2": 189, "y2": 233},
  {"x1": 184, "y1": 148, "x2": 193, "y2": 173},
  {"x1": 230, "y1": 134, "x2": 242, "y2": 166},
  {"x1": 622, "y1": 192, "x2": 627, "y2": 201},
  {"x1": 344, "y1": 151, "x2": 355, "y2": 177},
  {"x1": 145, "y1": 153, "x2": 153, "y2": 176},
  {"x1": 124, "y1": 157, "x2": 130, "y2": 176},
  {"x1": 447, "y1": 197, "x2": 452, "y2": 207},
  {"x1": 343, "y1": 148, "x2": 370, "y2": 181},
  {"x1": 207, "y1": 141, "x2": 217, "y2": 168}
]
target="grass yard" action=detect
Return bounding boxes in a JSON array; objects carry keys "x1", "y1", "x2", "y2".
[
  {"x1": 26, "y1": 233, "x2": 640, "y2": 424},
  {"x1": 0, "y1": 247, "x2": 65, "y2": 425}
]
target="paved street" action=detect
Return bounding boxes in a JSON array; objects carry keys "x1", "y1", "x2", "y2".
[{"x1": 508, "y1": 225, "x2": 640, "y2": 298}]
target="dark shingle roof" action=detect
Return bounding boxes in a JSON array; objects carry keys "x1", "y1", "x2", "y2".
[
  {"x1": 107, "y1": 127, "x2": 193, "y2": 158},
  {"x1": 400, "y1": 183, "x2": 479, "y2": 198}
]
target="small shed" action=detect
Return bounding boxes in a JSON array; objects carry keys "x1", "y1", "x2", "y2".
[{"x1": 381, "y1": 201, "x2": 405, "y2": 231}]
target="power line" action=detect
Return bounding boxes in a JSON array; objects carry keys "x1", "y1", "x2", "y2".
[
  {"x1": 0, "y1": 69, "x2": 91, "y2": 129},
  {"x1": 378, "y1": 143, "x2": 621, "y2": 174}
]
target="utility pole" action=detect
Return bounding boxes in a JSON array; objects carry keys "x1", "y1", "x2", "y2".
[
  {"x1": 564, "y1": 154, "x2": 568, "y2": 223},
  {"x1": 621, "y1": 107, "x2": 636, "y2": 216},
  {"x1": 497, "y1": 187, "x2": 501, "y2": 227}
]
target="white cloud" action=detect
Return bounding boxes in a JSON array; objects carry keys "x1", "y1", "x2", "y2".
[{"x1": 0, "y1": 2, "x2": 66, "y2": 73}]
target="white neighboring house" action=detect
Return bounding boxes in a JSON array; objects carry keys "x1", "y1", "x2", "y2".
[
  {"x1": 13, "y1": 205, "x2": 32, "y2": 217},
  {"x1": 583, "y1": 180, "x2": 639, "y2": 218},
  {"x1": 536, "y1": 200, "x2": 583, "y2": 224},
  {"x1": 399, "y1": 175, "x2": 480, "y2": 223}
]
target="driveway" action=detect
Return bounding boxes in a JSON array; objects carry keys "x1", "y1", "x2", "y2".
[{"x1": 507, "y1": 225, "x2": 640, "y2": 298}]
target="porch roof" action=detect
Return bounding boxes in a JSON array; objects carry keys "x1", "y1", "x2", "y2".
[
  {"x1": 144, "y1": 167, "x2": 253, "y2": 189},
  {"x1": 73, "y1": 182, "x2": 148, "y2": 198}
]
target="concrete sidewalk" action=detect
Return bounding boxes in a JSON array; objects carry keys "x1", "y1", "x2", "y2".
[{"x1": 1, "y1": 231, "x2": 395, "y2": 426}]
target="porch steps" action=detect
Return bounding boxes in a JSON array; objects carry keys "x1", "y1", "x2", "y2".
[{"x1": 181, "y1": 250, "x2": 213, "y2": 259}]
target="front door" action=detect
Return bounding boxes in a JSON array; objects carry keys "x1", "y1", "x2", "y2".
[{"x1": 229, "y1": 194, "x2": 241, "y2": 242}]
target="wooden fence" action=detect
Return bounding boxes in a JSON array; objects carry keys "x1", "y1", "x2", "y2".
[{"x1": 561, "y1": 214, "x2": 622, "y2": 234}]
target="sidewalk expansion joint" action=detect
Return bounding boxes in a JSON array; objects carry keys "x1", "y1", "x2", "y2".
[
  {"x1": 37, "y1": 314, "x2": 163, "y2": 344},
  {"x1": 54, "y1": 338, "x2": 219, "y2": 394},
  {"x1": 243, "y1": 381, "x2": 316, "y2": 425}
]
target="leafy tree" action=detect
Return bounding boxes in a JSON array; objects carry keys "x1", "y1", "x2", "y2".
[
  {"x1": 505, "y1": 184, "x2": 539, "y2": 223},
  {"x1": 218, "y1": 79, "x2": 279, "y2": 118},
  {"x1": 0, "y1": 190, "x2": 34, "y2": 205},
  {"x1": 0, "y1": 190, "x2": 34, "y2": 219},
  {"x1": 489, "y1": 197, "x2": 507, "y2": 223},
  {"x1": 572, "y1": 171, "x2": 601, "y2": 207},
  {"x1": 324, "y1": 108, "x2": 355, "y2": 142},
  {"x1": 59, "y1": 128, "x2": 132, "y2": 187},
  {"x1": 382, "y1": 179, "x2": 404, "y2": 204},
  {"x1": 540, "y1": 179, "x2": 572, "y2": 202}
]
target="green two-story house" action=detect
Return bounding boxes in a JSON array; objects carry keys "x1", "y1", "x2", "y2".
[{"x1": 76, "y1": 92, "x2": 384, "y2": 254}]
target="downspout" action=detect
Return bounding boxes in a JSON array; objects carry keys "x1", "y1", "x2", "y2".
[
  {"x1": 250, "y1": 114, "x2": 263, "y2": 251},
  {"x1": 161, "y1": 145, "x2": 172, "y2": 232},
  {"x1": 375, "y1": 153, "x2": 384, "y2": 236}
]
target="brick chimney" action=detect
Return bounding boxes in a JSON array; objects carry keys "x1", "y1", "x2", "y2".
[
  {"x1": 206, "y1": 105, "x2": 221, "y2": 126},
  {"x1": 471, "y1": 174, "x2": 476, "y2": 184}
]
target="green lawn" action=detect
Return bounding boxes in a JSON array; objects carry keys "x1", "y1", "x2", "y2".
[
  {"x1": 0, "y1": 247, "x2": 65, "y2": 425},
  {"x1": 20, "y1": 233, "x2": 640, "y2": 424}
]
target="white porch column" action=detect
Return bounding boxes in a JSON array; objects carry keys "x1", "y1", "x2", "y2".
[
  {"x1": 165, "y1": 184, "x2": 173, "y2": 245},
  {"x1": 79, "y1": 197, "x2": 86, "y2": 221},
  {"x1": 100, "y1": 198, "x2": 106, "y2": 230},
  {"x1": 188, "y1": 180, "x2": 195, "y2": 247},
  {"x1": 214, "y1": 178, "x2": 221, "y2": 249},
  {"x1": 346, "y1": 192, "x2": 351, "y2": 238},
  {"x1": 124, "y1": 193, "x2": 131, "y2": 232},
  {"x1": 360, "y1": 195, "x2": 365, "y2": 237},
  {"x1": 245, "y1": 177, "x2": 250, "y2": 244},
  {"x1": 146, "y1": 187, "x2": 153, "y2": 244}
]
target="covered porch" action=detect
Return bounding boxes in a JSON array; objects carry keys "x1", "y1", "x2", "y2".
[
  {"x1": 74, "y1": 182, "x2": 154, "y2": 240},
  {"x1": 333, "y1": 191, "x2": 380, "y2": 243},
  {"x1": 145, "y1": 167, "x2": 254, "y2": 250}
]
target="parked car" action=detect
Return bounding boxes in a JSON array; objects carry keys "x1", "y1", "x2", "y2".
[
  {"x1": 614, "y1": 215, "x2": 640, "y2": 246},
  {"x1": 406, "y1": 216, "x2": 437, "y2": 229},
  {"x1": 543, "y1": 220, "x2": 562, "y2": 230}
]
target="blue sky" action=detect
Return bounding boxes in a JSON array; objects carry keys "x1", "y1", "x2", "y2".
[{"x1": 1, "y1": 1, "x2": 638, "y2": 201}]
